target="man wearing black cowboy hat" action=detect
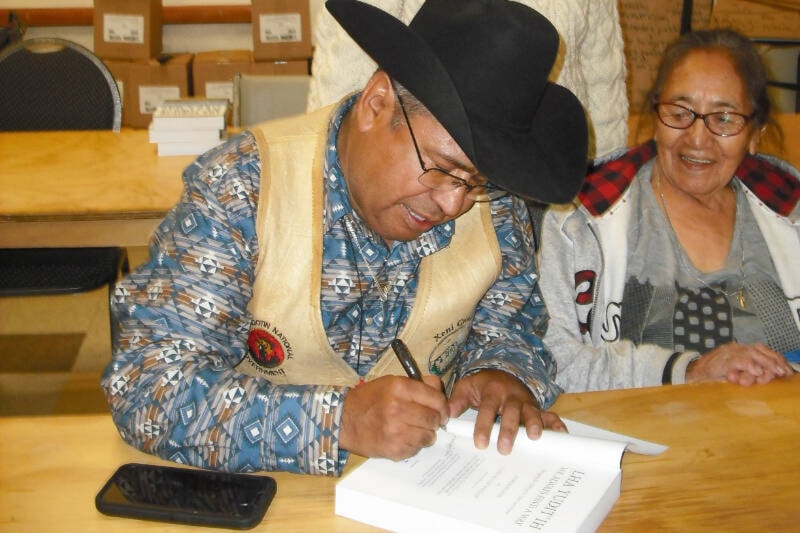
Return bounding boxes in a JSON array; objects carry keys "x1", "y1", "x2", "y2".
[{"x1": 103, "y1": 0, "x2": 589, "y2": 476}]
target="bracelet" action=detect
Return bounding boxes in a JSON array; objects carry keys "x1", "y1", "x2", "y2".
[{"x1": 661, "y1": 352, "x2": 683, "y2": 385}]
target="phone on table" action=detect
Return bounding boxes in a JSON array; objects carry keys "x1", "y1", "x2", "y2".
[{"x1": 95, "y1": 463, "x2": 277, "y2": 529}]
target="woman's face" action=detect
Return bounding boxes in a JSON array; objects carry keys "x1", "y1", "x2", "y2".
[{"x1": 653, "y1": 48, "x2": 762, "y2": 199}]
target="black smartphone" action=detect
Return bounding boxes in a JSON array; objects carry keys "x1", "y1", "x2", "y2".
[{"x1": 95, "y1": 463, "x2": 277, "y2": 529}]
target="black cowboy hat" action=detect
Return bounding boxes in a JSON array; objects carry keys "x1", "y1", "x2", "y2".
[{"x1": 326, "y1": 0, "x2": 589, "y2": 203}]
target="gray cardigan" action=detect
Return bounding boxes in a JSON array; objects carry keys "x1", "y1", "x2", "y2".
[{"x1": 537, "y1": 143, "x2": 800, "y2": 392}]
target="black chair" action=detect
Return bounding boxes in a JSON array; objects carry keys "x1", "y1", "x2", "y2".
[
  {"x1": 0, "y1": 37, "x2": 122, "y2": 131},
  {"x1": 0, "y1": 38, "x2": 128, "y2": 342}
]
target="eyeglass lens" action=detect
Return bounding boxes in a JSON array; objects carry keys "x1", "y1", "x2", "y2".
[
  {"x1": 655, "y1": 103, "x2": 751, "y2": 137},
  {"x1": 395, "y1": 87, "x2": 504, "y2": 202}
]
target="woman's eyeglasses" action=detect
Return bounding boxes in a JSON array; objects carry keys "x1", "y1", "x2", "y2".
[{"x1": 654, "y1": 102, "x2": 754, "y2": 137}]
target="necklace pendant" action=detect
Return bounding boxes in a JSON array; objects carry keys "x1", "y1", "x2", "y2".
[
  {"x1": 377, "y1": 281, "x2": 390, "y2": 301},
  {"x1": 737, "y1": 287, "x2": 746, "y2": 309}
]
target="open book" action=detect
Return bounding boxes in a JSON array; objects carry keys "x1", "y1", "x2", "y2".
[{"x1": 335, "y1": 414, "x2": 666, "y2": 533}]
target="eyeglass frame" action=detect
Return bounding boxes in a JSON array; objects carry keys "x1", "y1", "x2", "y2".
[
  {"x1": 653, "y1": 102, "x2": 755, "y2": 137},
  {"x1": 393, "y1": 85, "x2": 506, "y2": 202}
]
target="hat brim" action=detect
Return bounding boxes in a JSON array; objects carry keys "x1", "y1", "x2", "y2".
[
  {"x1": 327, "y1": 0, "x2": 588, "y2": 203},
  {"x1": 473, "y1": 82, "x2": 589, "y2": 203}
]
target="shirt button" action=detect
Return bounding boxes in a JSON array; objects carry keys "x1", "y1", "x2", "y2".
[{"x1": 365, "y1": 317, "x2": 374, "y2": 326}]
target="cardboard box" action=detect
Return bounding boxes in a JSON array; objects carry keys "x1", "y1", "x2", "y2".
[
  {"x1": 192, "y1": 50, "x2": 310, "y2": 101},
  {"x1": 618, "y1": 0, "x2": 713, "y2": 111},
  {"x1": 93, "y1": 0, "x2": 162, "y2": 60},
  {"x1": 105, "y1": 53, "x2": 192, "y2": 128},
  {"x1": 251, "y1": 0, "x2": 312, "y2": 61},
  {"x1": 710, "y1": 0, "x2": 800, "y2": 40}
]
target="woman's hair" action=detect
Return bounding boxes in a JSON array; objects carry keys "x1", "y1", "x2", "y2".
[{"x1": 646, "y1": 29, "x2": 772, "y2": 129}]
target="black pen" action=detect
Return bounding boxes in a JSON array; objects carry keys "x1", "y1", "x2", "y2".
[
  {"x1": 391, "y1": 339, "x2": 423, "y2": 381},
  {"x1": 392, "y1": 339, "x2": 448, "y2": 430}
]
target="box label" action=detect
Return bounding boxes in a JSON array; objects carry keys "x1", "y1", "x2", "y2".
[
  {"x1": 205, "y1": 81, "x2": 234, "y2": 102},
  {"x1": 103, "y1": 14, "x2": 145, "y2": 44},
  {"x1": 258, "y1": 13, "x2": 302, "y2": 43},
  {"x1": 139, "y1": 86, "x2": 181, "y2": 114}
]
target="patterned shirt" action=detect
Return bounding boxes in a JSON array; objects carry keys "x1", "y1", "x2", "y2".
[{"x1": 102, "y1": 96, "x2": 558, "y2": 476}]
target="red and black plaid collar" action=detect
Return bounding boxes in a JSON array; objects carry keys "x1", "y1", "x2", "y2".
[{"x1": 579, "y1": 140, "x2": 800, "y2": 217}]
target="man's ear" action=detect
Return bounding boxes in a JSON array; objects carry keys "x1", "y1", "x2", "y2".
[{"x1": 352, "y1": 70, "x2": 395, "y2": 132}]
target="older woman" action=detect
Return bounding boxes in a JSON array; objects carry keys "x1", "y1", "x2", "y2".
[{"x1": 538, "y1": 29, "x2": 798, "y2": 391}]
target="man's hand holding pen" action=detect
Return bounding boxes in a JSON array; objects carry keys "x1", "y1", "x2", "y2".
[
  {"x1": 339, "y1": 339, "x2": 565, "y2": 461},
  {"x1": 339, "y1": 372, "x2": 449, "y2": 461},
  {"x1": 338, "y1": 339, "x2": 449, "y2": 461}
]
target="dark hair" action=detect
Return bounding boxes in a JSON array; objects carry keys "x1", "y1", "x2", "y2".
[
  {"x1": 389, "y1": 76, "x2": 429, "y2": 130},
  {"x1": 646, "y1": 29, "x2": 772, "y2": 129}
]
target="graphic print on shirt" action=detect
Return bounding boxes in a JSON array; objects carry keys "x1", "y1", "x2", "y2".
[
  {"x1": 574, "y1": 270, "x2": 596, "y2": 335},
  {"x1": 428, "y1": 313, "x2": 473, "y2": 391},
  {"x1": 246, "y1": 320, "x2": 293, "y2": 376}
]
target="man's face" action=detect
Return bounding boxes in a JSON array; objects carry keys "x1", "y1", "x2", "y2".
[{"x1": 344, "y1": 103, "x2": 481, "y2": 245}]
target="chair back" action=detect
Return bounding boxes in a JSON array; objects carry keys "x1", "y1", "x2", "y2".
[
  {"x1": 232, "y1": 73, "x2": 310, "y2": 127},
  {"x1": 0, "y1": 37, "x2": 121, "y2": 131},
  {"x1": 761, "y1": 44, "x2": 800, "y2": 113}
]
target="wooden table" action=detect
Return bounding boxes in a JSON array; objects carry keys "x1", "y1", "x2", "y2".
[
  {"x1": 0, "y1": 129, "x2": 192, "y2": 248},
  {"x1": 2, "y1": 374, "x2": 798, "y2": 532}
]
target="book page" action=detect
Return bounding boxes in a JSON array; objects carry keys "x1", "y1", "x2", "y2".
[
  {"x1": 336, "y1": 418, "x2": 626, "y2": 532},
  {"x1": 562, "y1": 418, "x2": 668, "y2": 455},
  {"x1": 456, "y1": 410, "x2": 668, "y2": 456}
]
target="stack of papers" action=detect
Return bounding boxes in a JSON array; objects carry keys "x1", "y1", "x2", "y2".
[{"x1": 148, "y1": 99, "x2": 228, "y2": 156}]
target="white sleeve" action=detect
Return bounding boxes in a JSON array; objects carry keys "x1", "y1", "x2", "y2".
[{"x1": 307, "y1": 0, "x2": 416, "y2": 111}]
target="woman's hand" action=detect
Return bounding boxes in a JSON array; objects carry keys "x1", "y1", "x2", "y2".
[{"x1": 686, "y1": 343, "x2": 792, "y2": 385}]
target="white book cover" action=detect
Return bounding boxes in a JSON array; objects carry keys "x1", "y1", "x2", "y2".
[
  {"x1": 151, "y1": 99, "x2": 229, "y2": 131},
  {"x1": 335, "y1": 414, "x2": 666, "y2": 533}
]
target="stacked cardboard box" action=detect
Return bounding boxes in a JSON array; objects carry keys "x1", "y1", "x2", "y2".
[
  {"x1": 251, "y1": 0, "x2": 313, "y2": 62},
  {"x1": 192, "y1": 49, "x2": 309, "y2": 111},
  {"x1": 179, "y1": 1, "x2": 314, "y2": 129},
  {"x1": 94, "y1": 0, "x2": 192, "y2": 128}
]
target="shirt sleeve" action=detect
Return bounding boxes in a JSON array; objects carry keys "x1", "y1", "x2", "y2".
[
  {"x1": 455, "y1": 195, "x2": 562, "y2": 408},
  {"x1": 101, "y1": 133, "x2": 349, "y2": 476}
]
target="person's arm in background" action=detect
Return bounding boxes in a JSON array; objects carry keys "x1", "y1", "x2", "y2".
[
  {"x1": 102, "y1": 133, "x2": 349, "y2": 476},
  {"x1": 519, "y1": 0, "x2": 629, "y2": 159},
  {"x1": 578, "y1": 0, "x2": 629, "y2": 158},
  {"x1": 448, "y1": 195, "x2": 566, "y2": 454}
]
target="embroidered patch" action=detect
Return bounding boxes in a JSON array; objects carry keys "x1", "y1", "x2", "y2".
[{"x1": 247, "y1": 327, "x2": 285, "y2": 369}]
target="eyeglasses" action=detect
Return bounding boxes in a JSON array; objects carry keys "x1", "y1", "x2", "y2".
[
  {"x1": 654, "y1": 102, "x2": 754, "y2": 137},
  {"x1": 395, "y1": 89, "x2": 506, "y2": 202}
]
